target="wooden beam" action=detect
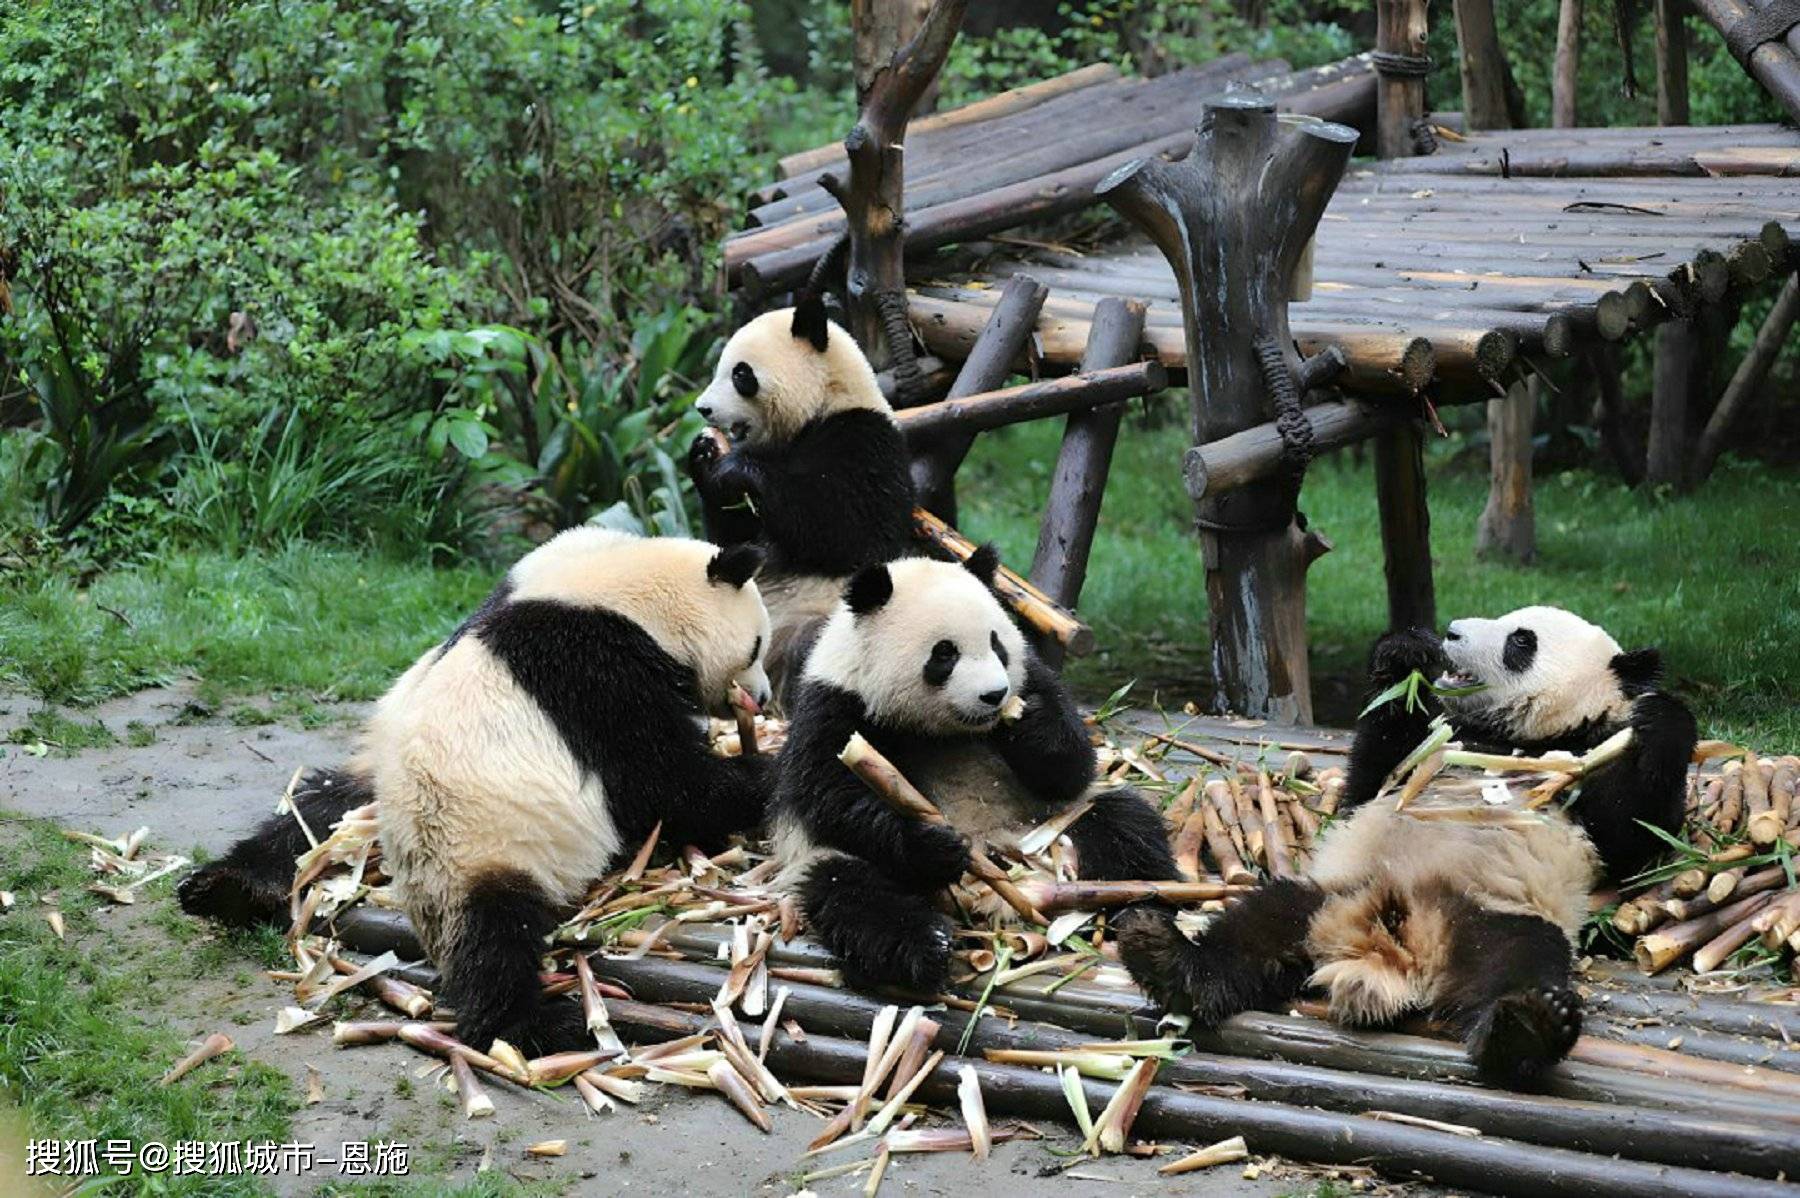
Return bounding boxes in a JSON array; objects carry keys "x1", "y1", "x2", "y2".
[
  {"x1": 892, "y1": 361, "x2": 1165, "y2": 440},
  {"x1": 908, "y1": 273, "x2": 1046, "y2": 525},
  {"x1": 1374, "y1": 420, "x2": 1437, "y2": 632},
  {"x1": 1098, "y1": 95, "x2": 1359, "y2": 723},
  {"x1": 1692, "y1": 271, "x2": 1800, "y2": 483},
  {"x1": 1375, "y1": 0, "x2": 1431, "y2": 160},
  {"x1": 1656, "y1": 0, "x2": 1691, "y2": 125},
  {"x1": 1183, "y1": 400, "x2": 1398, "y2": 500},
  {"x1": 1029, "y1": 297, "x2": 1149, "y2": 615}
]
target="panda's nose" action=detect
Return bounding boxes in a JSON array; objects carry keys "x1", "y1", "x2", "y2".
[
  {"x1": 697, "y1": 403, "x2": 714, "y2": 419},
  {"x1": 979, "y1": 687, "x2": 1007, "y2": 707}
]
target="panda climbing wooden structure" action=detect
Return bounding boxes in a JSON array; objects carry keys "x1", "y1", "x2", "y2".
[
  {"x1": 771, "y1": 549, "x2": 1179, "y2": 991},
  {"x1": 687, "y1": 294, "x2": 916, "y2": 697},
  {"x1": 180, "y1": 527, "x2": 778, "y2": 1052},
  {"x1": 1117, "y1": 605, "x2": 1698, "y2": 1088}
]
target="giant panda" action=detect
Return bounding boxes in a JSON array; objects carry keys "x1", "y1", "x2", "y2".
[
  {"x1": 181, "y1": 527, "x2": 778, "y2": 1052},
  {"x1": 771, "y1": 549, "x2": 1179, "y2": 991},
  {"x1": 1116, "y1": 606, "x2": 1697, "y2": 1088},
  {"x1": 686, "y1": 295, "x2": 915, "y2": 696}
]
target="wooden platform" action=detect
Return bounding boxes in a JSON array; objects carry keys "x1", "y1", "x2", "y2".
[{"x1": 910, "y1": 128, "x2": 1800, "y2": 396}]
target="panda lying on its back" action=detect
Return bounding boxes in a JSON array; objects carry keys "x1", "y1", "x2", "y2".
[
  {"x1": 1118, "y1": 606, "x2": 1696, "y2": 1087},
  {"x1": 182, "y1": 528, "x2": 778, "y2": 1053},
  {"x1": 773, "y1": 550, "x2": 1179, "y2": 991},
  {"x1": 687, "y1": 296, "x2": 915, "y2": 697}
]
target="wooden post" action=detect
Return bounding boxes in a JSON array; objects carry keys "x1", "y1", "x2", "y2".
[
  {"x1": 1655, "y1": 0, "x2": 1691, "y2": 125},
  {"x1": 1374, "y1": 422, "x2": 1436, "y2": 632},
  {"x1": 1375, "y1": 0, "x2": 1431, "y2": 160},
  {"x1": 909, "y1": 273, "x2": 1046, "y2": 525},
  {"x1": 1030, "y1": 298, "x2": 1148, "y2": 613},
  {"x1": 1691, "y1": 272, "x2": 1800, "y2": 483},
  {"x1": 1553, "y1": 0, "x2": 1583, "y2": 129},
  {"x1": 1097, "y1": 95, "x2": 1359, "y2": 723},
  {"x1": 824, "y1": 0, "x2": 966, "y2": 366},
  {"x1": 1476, "y1": 378, "x2": 1537, "y2": 564},
  {"x1": 1649, "y1": 322, "x2": 1698, "y2": 487},
  {"x1": 1452, "y1": 0, "x2": 1517, "y2": 131},
  {"x1": 1588, "y1": 342, "x2": 1645, "y2": 485}
]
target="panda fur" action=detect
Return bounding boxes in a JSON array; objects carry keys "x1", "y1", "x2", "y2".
[
  {"x1": 771, "y1": 549, "x2": 1179, "y2": 991},
  {"x1": 687, "y1": 295, "x2": 915, "y2": 696},
  {"x1": 1117, "y1": 606, "x2": 1697, "y2": 1088},
  {"x1": 181, "y1": 527, "x2": 778, "y2": 1053}
]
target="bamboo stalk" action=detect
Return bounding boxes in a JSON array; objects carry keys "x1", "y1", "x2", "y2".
[
  {"x1": 1016, "y1": 878, "x2": 1251, "y2": 913},
  {"x1": 1257, "y1": 771, "x2": 1295, "y2": 878},
  {"x1": 1159, "y1": 1135, "x2": 1250, "y2": 1174},
  {"x1": 1200, "y1": 798, "x2": 1256, "y2": 886},
  {"x1": 1637, "y1": 889, "x2": 1780, "y2": 973},
  {"x1": 159, "y1": 1033, "x2": 234, "y2": 1085},
  {"x1": 910, "y1": 508, "x2": 1093, "y2": 656},
  {"x1": 1172, "y1": 806, "x2": 1209, "y2": 882}
]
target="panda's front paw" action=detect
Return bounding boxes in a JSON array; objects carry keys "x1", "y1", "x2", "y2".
[
  {"x1": 1368, "y1": 627, "x2": 1449, "y2": 689},
  {"x1": 686, "y1": 428, "x2": 728, "y2": 482},
  {"x1": 903, "y1": 822, "x2": 972, "y2": 890},
  {"x1": 1467, "y1": 985, "x2": 1582, "y2": 1088},
  {"x1": 1111, "y1": 905, "x2": 1193, "y2": 1015}
]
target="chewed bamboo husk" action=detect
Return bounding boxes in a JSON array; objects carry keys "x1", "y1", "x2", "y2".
[
  {"x1": 159, "y1": 1033, "x2": 234, "y2": 1085},
  {"x1": 1158, "y1": 1135, "x2": 1249, "y2": 1175},
  {"x1": 1017, "y1": 878, "x2": 1250, "y2": 912}
]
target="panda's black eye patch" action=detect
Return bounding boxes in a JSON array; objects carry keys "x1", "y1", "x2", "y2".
[
  {"x1": 1503, "y1": 628, "x2": 1537, "y2": 673},
  {"x1": 924, "y1": 639, "x2": 959, "y2": 687},
  {"x1": 990, "y1": 630, "x2": 1008, "y2": 667},
  {"x1": 731, "y1": 362, "x2": 758, "y2": 398}
]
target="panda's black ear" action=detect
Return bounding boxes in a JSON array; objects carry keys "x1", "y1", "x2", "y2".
[
  {"x1": 707, "y1": 544, "x2": 764, "y2": 589},
  {"x1": 962, "y1": 543, "x2": 1001, "y2": 589},
  {"x1": 1610, "y1": 647, "x2": 1663, "y2": 695},
  {"x1": 791, "y1": 294, "x2": 830, "y2": 353},
  {"x1": 845, "y1": 563, "x2": 893, "y2": 615}
]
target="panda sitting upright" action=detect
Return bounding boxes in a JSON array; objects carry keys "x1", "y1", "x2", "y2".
[
  {"x1": 772, "y1": 550, "x2": 1179, "y2": 991},
  {"x1": 687, "y1": 295, "x2": 915, "y2": 696},
  {"x1": 181, "y1": 528, "x2": 778, "y2": 1052},
  {"x1": 1117, "y1": 605, "x2": 1697, "y2": 1087}
]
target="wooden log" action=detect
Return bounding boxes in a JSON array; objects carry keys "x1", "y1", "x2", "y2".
[
  {"x1": 1656, "y1": 0, "x2": 1691, "y2": 125},
  {"x1": 1374, "y1": 0, "x2": 1430, "y2": 161},
  {"x1": 1553, "y1": 0, "x2": 1584, "y2": 129},
  {"x1": 1373, "y1": 419, "x2": 1437, "y2": 632},
  {"x1": 1692, "y1": 271, "x2": 1800, "y2": 484},
  {"x1": 1587, "y1": 342, "x2": 1645, "y2": 484},
  {"x1": 1686, "y1": 0, "x2": 1800, "y2": 126},
  {"x1": 910, "y1": 273, "x2": 1045, "y2": 525},
  {"x1": 1475, "y1": 377, "x2": 1537, "y2": 564},
  {"x1": 600, "y1": 994, "x2": 1796, "y2": 1198},
  {"x1": 1029, "y1": 297, "x2": 1147, "y2": 613},
  {"x1": 893, "y1": 361, "x2": 1164, "y2": 441},
  {"x1": 829, "y1": 0, "x2": 967, "y2": 363},
  {"x1": 1097, "y1": 95, "x2": 1360, "y2": 722},
  {"x1": 910, "y1": 508, "x2": 1094, "y2": 656},
  {"x1": 1184, "y1": 399, "x2": 1398, "y2": 500}
]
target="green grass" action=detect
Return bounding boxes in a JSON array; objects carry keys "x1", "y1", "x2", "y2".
[
  {"x1": 0, "y1": 546, "x2": 492, "y2": 708},
  {"x1": 959, "y1": 418, "x2": 1800, "y2": 744},
  {"x1": 0, "y1": 815, "x2": 297, "y2": 1195}
]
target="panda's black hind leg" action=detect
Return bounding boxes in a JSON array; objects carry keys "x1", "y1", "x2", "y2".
[
  {"x1": 178, "y1": 766, "x2": 373, "y2": 927},
  {"x1": 798, "y1": 852, "x2": 955, "y2": 993},
  {"x1": 442, "y1": 868, "x2": 591, "y2": 1056},
  {"x1": 1114, "y1": 880, "x2": 1324, "y2": 1026},
  {"x1": 1435, "y1": 903, "x2": 1579, "y2": 1088},
  {"x1": 1066, "y1": 787, "x2": 1180, "y2": 882}
]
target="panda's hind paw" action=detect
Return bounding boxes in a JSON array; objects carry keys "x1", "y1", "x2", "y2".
[
  {"x1": 176, "y1": 862, "x2": 286, "y2": 928},
  {"x1": 1468, "y1": 985, "x2": 1581, "y2": 1088},
  {"x1": 1112, "y1": 905, "x2": 1196, "y2": 1017}
]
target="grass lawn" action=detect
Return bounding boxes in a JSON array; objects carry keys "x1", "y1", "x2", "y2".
[
  {"x1": 1, "y1": 425, "x2": 1795, "y2": 746},
  {"x1": 958, "y1": 416, "x2": 1800, "y2": 746}
]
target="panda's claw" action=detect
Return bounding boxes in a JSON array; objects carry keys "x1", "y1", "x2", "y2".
[{"x1": 1467, "y1": 985, "x2": 1582, "y2": 1088}]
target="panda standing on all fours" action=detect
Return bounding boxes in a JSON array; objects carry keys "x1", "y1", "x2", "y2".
[
  {"x1": 180, "y1": 528, "x2": 778, "y2": 1053},
  {"x1": 1116, "y1": 605, "x2": 1698, "y2": 1088},
  {"x1": 771, "y1": 551, "x2": 1181, "y2": 991},
  {"x1": 687, "y1": 294, "x2": 917, "y2": 698}
]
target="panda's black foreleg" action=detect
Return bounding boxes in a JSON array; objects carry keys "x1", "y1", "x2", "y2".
[
  {"x1": 1114, "y1": 881, "x2": 1324, "y2": 1027},
  {"x1": 686, "y1": 433, "x2": 765, "y2": 548},
  {"x1": 1573, "y1": 692, "x2": 1698, "y2": 880},
  {"x1": 1343, "y1": 627, "x2": 1450, "y2": 809},
  {"x1": 1066, "y1": 787, "x2": 1180, "y2": 882},
  {"x1": 177, "y1": 766, "x2": 373, "y2": 928},
  {"x1": 441, "y1": 868, "x2": 589, "y2": 1056},
  {"x1": 1434, "y1": 902, "x2": 1580, "y2": 1089},
  {"x1": 798, "y1": 852, "x2": 956, "y2": 993}
]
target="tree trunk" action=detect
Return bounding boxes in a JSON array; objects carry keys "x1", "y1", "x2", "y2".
[
  {"x1": 852, "y1": 0, "x2": 937, "y2": 112},
  {"x1": 1476, "y1": 378, "x2": 1537, "y2": 563},
  {"x1": 1374, "y1": 421, "x2": 1437, "y2": 632},
  {"x1": 1452, "y1": 0, "x2": 1516, "y2": 131},
  {"x1": 1656, "y1": 0, "x2": 1691, "y2": 125},
  {"x1": 1375, "y1": 0, "x2": 1431, "y2": 160},
  {"x1": 830, "y1": 0, "x2": 966, "y2": 364},
  {"x1": 1554, "y1": 0, "x2": 1583, "y2": 129},
  {"x1": 1097, "y1": 96, "x2": 1359, "y2": 723},
  {"x1": 1648, "y1": 321, "x2": 1698, "y2": 486}
]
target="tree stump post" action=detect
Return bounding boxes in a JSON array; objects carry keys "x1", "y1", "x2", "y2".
[
  {"x1": 1097, "y1": 95, "x2": 1359, "y2": 723},
  {"x1": 1553, "y1": 0, "x2": 1584, "y2": 129},
  {"x1": 1476, "y1": 378, "x2": 1537, "y2": 563},
  {"x1": 1374, "y1": 422, "x2": 1437, "y2": 632},
  {"x1": 822, "y1": 0, "x2": 966, "y2": 368},
  {"x1": 1375, "y1": 0, "x2": 1431, "y2": 160}
]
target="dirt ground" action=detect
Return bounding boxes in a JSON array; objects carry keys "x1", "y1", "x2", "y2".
[{"x1": 0, "y1": 685, "x2": 1371, "y2": 1198}]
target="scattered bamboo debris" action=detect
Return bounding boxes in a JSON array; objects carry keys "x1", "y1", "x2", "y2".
[{"x1": 159, "y1": 1033, "x2": 234, "y2": 1085}]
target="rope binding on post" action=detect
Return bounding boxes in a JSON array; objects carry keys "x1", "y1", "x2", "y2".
[
  {"x1": 1254, "y1": 333, "x2": 1314, "y2": 492},
  {"x1": 1370, "y1": 50, "x2": 1434, "y2": 79}
]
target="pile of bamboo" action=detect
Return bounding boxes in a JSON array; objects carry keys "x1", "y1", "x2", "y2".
[
  {"x1": 255, "y1": 714, "x2": 1799, "y2": 1194},
  {"x1": 726, "y1": 53, "x2": 1378, "y2": 294},
  {"x1": 1612, "y1": 750, "x2": 1800, "y2": 977}
]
